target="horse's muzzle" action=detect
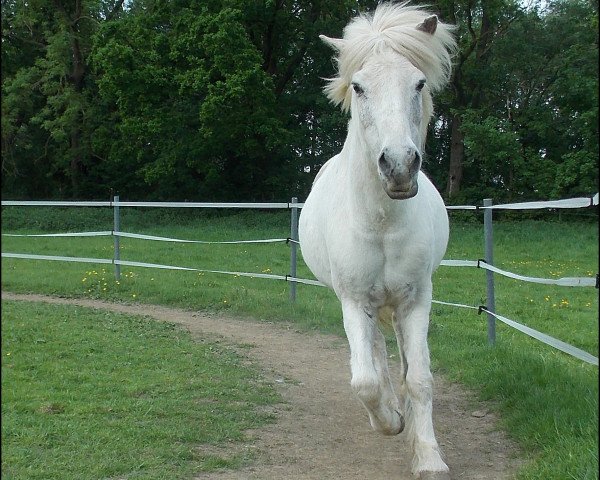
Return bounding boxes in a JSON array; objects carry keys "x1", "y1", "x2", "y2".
[
  {"x1": 384, "y1": 181, "x2": 418, "y2": 199},
  {"x1": 378, "y1": 148, "x2": 420, "y2": 199}
]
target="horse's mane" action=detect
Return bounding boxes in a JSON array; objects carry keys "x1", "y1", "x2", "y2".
[{"x1": 323, "y1": 2, "x2": 456, "y2": 112}]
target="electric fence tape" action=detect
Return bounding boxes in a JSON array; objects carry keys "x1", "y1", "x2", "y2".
[
  {"x1": 477, "y1": 260, "x2": 596, "y2": 287},
  {"x1": 479, "y1": 307, "x2": 598, "y2": 366},
  {"x1": 3, "y1": 231, "x2": 113, "y2": 238},
  {"x1": 2, "y1": 231, "x2": 291, "y2": 245}
]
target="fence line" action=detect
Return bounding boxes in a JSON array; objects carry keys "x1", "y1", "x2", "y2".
[
  {"x1": 3, "y1": 249, "x2": 597, "y2": 366},
  {"x1": 481, "y1": 193, "x2": 598, "y2": 210},
  {"x1": 2, "y1": 193, "x2": 598, "y2": 365},
  {"x1": 0, "y1": 200, "x2": 292, "y2": 209},
  {"x1": 2, "y1": 192, "x2": 598, "y2": 210},
  {"x1": 3, "y1": 232, "x2": 595, "y2": 288}
]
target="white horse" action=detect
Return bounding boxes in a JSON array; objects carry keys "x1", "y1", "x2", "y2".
[{"x1": 299, "y1": 3, "x2": 456, "y2": 479}]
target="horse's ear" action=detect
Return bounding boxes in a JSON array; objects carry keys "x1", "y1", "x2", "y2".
[
  {"x1": 319, "y1": 35, "x2": 345, "y2": 52},
  {"x1": 416, "y1": 15, "x2": 438, "y2": 35}
]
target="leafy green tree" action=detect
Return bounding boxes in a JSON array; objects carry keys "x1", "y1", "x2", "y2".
[
  {"x1": 2, "y1": 0, "x2": 127, "y2": 198},
  {"x1": 2, "y1": 0, "x2": 596, "y2": 203},
  {"x1": 428, "y1": 0, "x2": 598, "y2": 203}
]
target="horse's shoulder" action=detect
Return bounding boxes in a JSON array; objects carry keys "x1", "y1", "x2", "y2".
[{"x1": 312, "y1": 155, "x2": 340, "y2": 186}]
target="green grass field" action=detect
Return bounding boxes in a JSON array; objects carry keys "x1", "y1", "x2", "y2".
[
  {"x1": 2, "y1": 206, "x2": 598, "y2": 479},
  {"x1": 1, "y1": 300, "x2": 279, "y2": 480}
]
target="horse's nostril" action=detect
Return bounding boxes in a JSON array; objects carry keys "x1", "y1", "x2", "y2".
[
  {"x1": 410, "y1": 151, "x2": 421, "y2": 174},
  {"x1": 378, "y1": 152, "x2": 392, "y2": 174}
]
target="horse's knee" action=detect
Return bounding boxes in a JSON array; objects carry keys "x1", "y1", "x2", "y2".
[{"x1": 351, "y1": 376, "x2": 381, "y2": 407}]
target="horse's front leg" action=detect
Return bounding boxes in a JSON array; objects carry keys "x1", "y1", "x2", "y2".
[
  {"x1": 341, "y1": 299, "x2": 404, "y2": 435},
  {"x1": 395, "y1": 295, "x2": 449, "y2": 479}
]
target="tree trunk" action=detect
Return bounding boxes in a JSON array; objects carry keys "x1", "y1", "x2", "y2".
[
  {"x1": 54, "y1": 0, "x2": 87, "y2": 198},
  {"x1": 69, "y1": 29, "x2": 85, "y2": 198},
  {"x1": 446, "y1": 113, "x2": 464, "y2": 198},
  {"x1": 70, "y1": 126, "x2": 82, "y2": 197}
]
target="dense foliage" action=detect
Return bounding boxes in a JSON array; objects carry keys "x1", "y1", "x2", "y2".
[{"x1": 1, "y1": 0, "x2": 597, "y2": 203}]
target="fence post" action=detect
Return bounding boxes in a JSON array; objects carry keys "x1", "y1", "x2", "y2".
[
  {"x1": 113, "y1": 195, "x2": 121, "y2": 281},
  {"x1": 289, "y1": 197, "x2": 299, "y2": 302},
  {"x1": 483, "y1": 198, "x2": 496, "y2": 344}
]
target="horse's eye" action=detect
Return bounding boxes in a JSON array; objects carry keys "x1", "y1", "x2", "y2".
[
  {"x1": 352, "y1": 83, "x2": 364, "y2": 95},
  {"x1": 416, "y1": 79, "x2": 426, "y2": 92}
]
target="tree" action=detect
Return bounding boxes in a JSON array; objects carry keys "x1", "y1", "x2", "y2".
[
  {"x1": 1, "y1": 0, "x2": 127, "y2": 198},
  {"x1": 2, "y1": 0, "x2": 596, "y2": 202},
  {"x1": 427, "y1": 0, "x2": 598, "y2": 203}
]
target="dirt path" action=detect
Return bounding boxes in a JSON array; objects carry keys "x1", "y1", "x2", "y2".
[{"x1": 2, "y1": 293, "x2": 523, "y2": 479}]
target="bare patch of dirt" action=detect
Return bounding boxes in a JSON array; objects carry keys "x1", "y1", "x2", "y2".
[{"x1": 2, "y1": 293, "x2": 524, "y2": 479}]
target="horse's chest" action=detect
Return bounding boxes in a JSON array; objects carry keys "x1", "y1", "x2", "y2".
[{"x1": 331, "y1": 229, "x2": 427, "y2": 293}]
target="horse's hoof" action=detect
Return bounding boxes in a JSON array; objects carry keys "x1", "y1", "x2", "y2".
[
  {"x1": 395, "y1": 410, "x2": 405, "y2": 434},
  {"x1": 418, "y1": 471, "x2": 450, "y2": 480}
]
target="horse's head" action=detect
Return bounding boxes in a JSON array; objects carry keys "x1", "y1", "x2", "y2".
[
  {"x1": 320, "y1": 3, "x2": 456, "y2": 200},
  {"x1": 350, "y1": 52, "x2": 431, "y2": 199}
]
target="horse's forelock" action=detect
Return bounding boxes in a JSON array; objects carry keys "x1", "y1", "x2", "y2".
[{"x1": 323, "y1": 2, "x2": 456, "y2": 112}]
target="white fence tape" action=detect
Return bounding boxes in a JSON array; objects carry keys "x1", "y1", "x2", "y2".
[
  {"x1": 432, "y1": 299, "x2": 480, "y2": 310},
  {"x1": 1, "y1": 252, "x2": 288, "y2": 281},
  {"x1": 482, "y1": 308, "x2": 598, "y2": 366},
  {"x1": 440, "y1": 259, "x2": 479, "y2": 267},
  {"x1": 481, "y1": 194, "x2": 598, "y2": 210},
  {"x1": 1, "y1": 201, "x2": 112, "y2": 207},
  {"x1": 430, "y1": 301, "x2": 598, "y2": 366},
  {"x1": 2, "y1": 231, "x2": 290, "y2": 245},
  {"x1": 478, "y1": 260, "x2": 596, "y2": 287},
  {"x1": 116, "y1": 232, "x2": 289, "y2": 244},
  {"x1": 115, "y1": 259, "x2": 289, "y2": 281},
  {"x1": 114, "y1": 201, "x2": 291, "y2": 209},
  {"x1": 2, "y1": 252, "x2": 113, "y2": 265},
  {"x1": 3, "y1": 231, "x2": 113, "y2": 238},
  {"x1": 0, "y1": 200, "x2": 292, "y2": 208},
  {"x1": 446, "y1": 205, "x2": 478, "y2": 210},
  {"x1": 286, "y1": 276, "x2": 327, "y2": 287}
]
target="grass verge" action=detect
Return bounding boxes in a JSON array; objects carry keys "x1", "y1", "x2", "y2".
[{"x1": 1, "y1": 300, "x2": 279, "y2": 480}]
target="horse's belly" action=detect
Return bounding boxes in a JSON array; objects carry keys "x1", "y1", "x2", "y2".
[{"x1": 298, "y1": 190, "x2": 334, "y2": 288}]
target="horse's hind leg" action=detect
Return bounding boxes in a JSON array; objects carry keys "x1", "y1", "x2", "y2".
[{"x1": 341, "y1": 300, "x2": 404, "y2": 435}]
